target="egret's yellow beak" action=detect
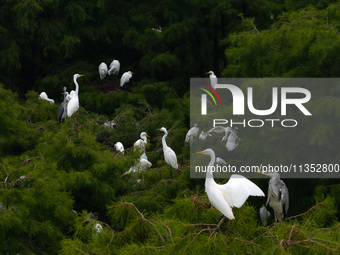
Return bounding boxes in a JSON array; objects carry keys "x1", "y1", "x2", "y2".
[
  {"x1": 146, "y1": 134, "x2": 151, "y2": 138},
  {"x1": 205, "y1": 71, "x2": 211, "y2": 74},
  {"x1": 157, "y1": 128, "x2": 161, "y2": 131},
  {"x1": 196, "y1": 151, "x2": 206, "y2": 154},
  {"x1": 62, "y1": 92, "x2": 64, "y2": 94},
  {"x1": 79, "y1": 74, "x2": 84, "y2": 77},
  {"x1": 131, "y1": 72, "x2": 135, "y2": 74}
]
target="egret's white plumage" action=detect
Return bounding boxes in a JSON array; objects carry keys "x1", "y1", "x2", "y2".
[
  {"x1": 67, "y1": 74, "x2": 84, "y2": 117},
  {"x1": 185, "y1": 124, "x2": 200, "y2": 143},
  {"x1": 206, "y1": 71, "x2": 217, "y2": 89},
  {"x1": 197, "y1": 149, "x2": 264, "y2": 220},
  {"x1": 114, "y1": 142, "x2": 124, "y2": 154},
  {"x1": 98, "y1": 62, "x2": 108, "y2": 80},
  {"x1": 108, "y1": 60, "x2": 120, "y2": 75},
  {"x1": 120, "y1": 71, "x2": 134, "y2": 88},
  {"x1": 39, "y1": 92, "x2": 54, "y2": 104},
  {"x1": 123, "y1": 158, "x2": 152, "y2": 176},
  {"x1": 158, "y1": 127, "x2": 178, "y2": 179}
]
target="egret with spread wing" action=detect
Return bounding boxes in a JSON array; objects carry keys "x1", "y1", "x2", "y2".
[{"x1": 197, "y1": 149, "x2": 264, "y2": 220}]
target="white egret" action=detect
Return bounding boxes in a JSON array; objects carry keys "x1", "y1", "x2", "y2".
[
  {"x1": 122, "y1": 157, "x2": 152, "y2": 176},
  {"x1": 260, "y1": 171, "x2": 289, "y2": 222},
  {"x1": 98, "y1": 62, "x2": 108, "y2": 80},
  {"x1": 58, "y1": 87, "x2": 69, "y2": 125},
  {"x1": 67, "y1": 74, "x2": 84, "y2": 118},
  {"x1": 197, "y1": 149, "x2": 264, "y2": 220},
  {"x1": 158, "y1": 127, "x2": 178, "y2": 179},
  {"x1": 39, "y1": 92, "x2": 54, "y2": 104},
  {"x1": 108, "y1": 59, "x2": 120, "y2": 75},
  {"x1": 114, "y1": 142, "x2": 124, "y2": 154},
  {"x1": 120, "y1": 71, "x2": 134, "y2": 89},
  {"x1": 185, "y1": 124, "x2": 199, "y2": 144},
  {"x1": 206, "y1": 71, "x2": 217, "y2": 89},
  {"x1": 134, "y1": 132, "x2": 150, "y2": 160}
]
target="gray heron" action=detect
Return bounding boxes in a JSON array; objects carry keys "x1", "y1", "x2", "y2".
[{"x1": 261, "y1": 172, "x2": 289, "y2": 222}]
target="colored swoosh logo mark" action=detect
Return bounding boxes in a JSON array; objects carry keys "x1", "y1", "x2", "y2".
[{"x1": 199, "y1": 83, "x2": 222, "y2": 106}]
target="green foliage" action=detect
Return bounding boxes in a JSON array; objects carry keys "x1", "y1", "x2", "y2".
[{"x1": 224, "y1": 3, "x2": 340, "y2": 77}]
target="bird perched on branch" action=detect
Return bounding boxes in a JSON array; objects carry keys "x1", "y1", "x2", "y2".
[
  {"x1": 58, "y1": 87, "x2": 69, "y2": 126},
  {"x1": 108, "y1": 59, "x2": 120, "y2": 76},
  {"x1": 158, "y1": 127, "x2": 178, "y2": 179},
  {"x1": 197, "y1": 148, "x2": 264, "y2": 220},
  {"x1": 259, "y1": 171, "x2": 289, "y2": 222},
  {"x1": 114, "y1": 142, "x2": 124, "y2": 154},
  {"x1": 67, "y1": 74, "x2": 84, "y2": 118},
  {"x1": 39, "y1": 92, "x2": 54, "y2": 104},
  {"x1": 206, "y1": 71, "x2": 217, "y2": 89},
  {"x1": 98, "y1": 62, "x2": 108, "y2": 80},
  {"x1": 120, "y1": 71, "x2": 134, "y2": 90}
]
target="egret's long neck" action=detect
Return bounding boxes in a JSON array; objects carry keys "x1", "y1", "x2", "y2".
[
  {"x1": 74, "y1": 77, "x2": 79, "y2": 95},
  {"x1": 142, "y1": 135, "x2": 147, "y2": 143},
  {"x1": 161, "y1": 132, "x2": 168, "y2": 150},
  {"x1": 206, "y1": 154, "x2": 215, "y2": 179}
]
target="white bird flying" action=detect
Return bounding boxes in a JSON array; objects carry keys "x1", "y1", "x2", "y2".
[
  {"x1": 158, "y1": 127, "x2": 178, "y2": 179},
  {"x1": 67, "y1": 74, "x2": 84, "y2": 118},
  {"x1": 120, "y1": 71, "x2": 134, "y2": 89},
  {"x1": 108, "y1": 59, "x2": 120, "y2": 75},
  {"x1": 206, "y1": 71, "x2": 217, "y2": 89},
  {"x1": 98, "y1": 62, "x2": 108, "y2": 80},
  {"x1": 114, "y1": 142, "x2": 124, "y2": 154},
  {"x1": 197, "y1": 149, "x2": 264, "y2": 220},
  {"x1": 185, "y1": 124, "x2": 200, "y2": 144},
  {"x1": 39, "y1": 92, "x2": 54, "y2": 104}
]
